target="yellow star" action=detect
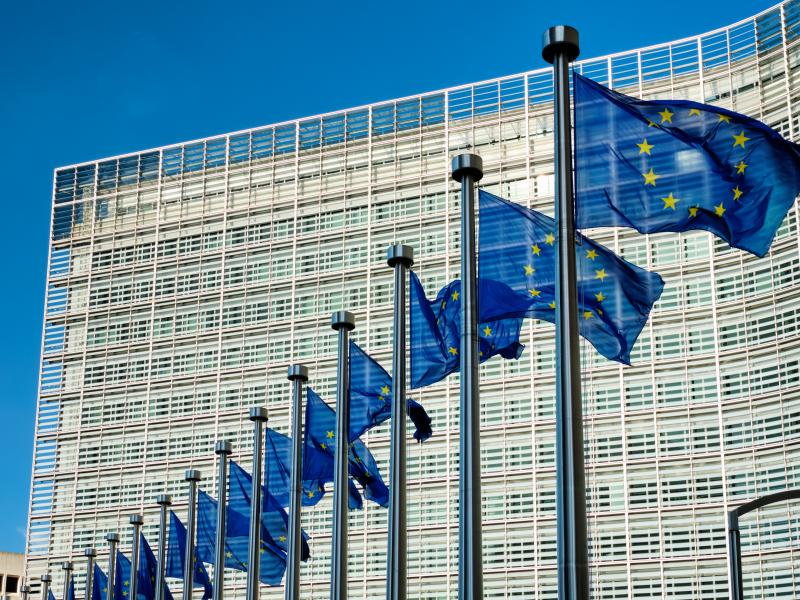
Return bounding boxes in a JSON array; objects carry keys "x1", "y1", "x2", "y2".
[
  {"x1": 259, "y1": 548, "x2": 265, "y2": 554},
  {"x1": 320, "y1": 442, "x2": 326, "y2": 449},
  {"x1": 595, "y1": 268, "x2": 607, "y2": 281},
  {"x1": 529, "y1": 288, "x2": 541, "y2": 297},
  {"x1": 586, "y1": 249, "x2": 598, "y2": 260},
  {"x1": 451, "y1": 291, "x2": 459, "y2": 302},
  {"x1": 732, "y1": 185, "x2": 743, "y2": 201},
  {"x1": 124, "y1": 582, "x2": 129, "y2": 587},
  {"x1": 123, "y1": 593, "x2": 128, "y2": 597},
  {"x1": 225, "y1": 551, "x2": 232, "y2": 558},
  {"x1": 719, "y1": 114, "x2": 731, "y2": 123},
  {"x1": 689, "y1": 108, "x2": 701, "y2": 116},
  {"x1": 715, "y1": 202, "x2": 726, "y2": 217},
  {"x1": 595, "y1": 291, "x2": 605, "y2": 302},
  {"x1": 735, "y1": 160, "x2": 748, "y2": 174},
  {"x1": 732, "y1": 130, "x2": 750, "y2": 148},
  {"x1": 278, "y1": 535, "x2": 286, "y2": 543},
  {"x1": 658, "y1": 108, "x2": 674, "y2": 123},
  {"x1": 378, "y1": 395, "x2": 384, "y2": 402},
  {"x1": 307, "y1": 490, "x2": 315, "y2": 498},
  {"x1": 661, "y1": 192, "x2": 679, "y2": 210},
  {"x1": 642, "y1": 168, "x2": 660, "y2": 186},
  {"x1": 548, "y1": 301, "x2": 556, "y2": 309},
  {"x1": 636, "y1": 138, "x2": 654, "y2": 155},
  {"x1": 441, "y1": 300, "x2": 446, "y2": 309},
  {"x1": 583, "y1": 310, "x2": 594, "y2": 320},
  {"x1": 326, "y1": 430, "x2": 334, "y2": 439},
  {"x1": 523, "y1": 264, "x2": 535, "y2": 276},
  {"x1": 647, "y1": 119, "x2": 658, "y2": 127},
  {"x1": 483, "y1": 325, "x2": 492, "y2": 336},
  {"x1": 448, "y1": 346, "x2": 458, "y2": 355},
  {"x1": 688, "y1": 206, "x2": 699, "y2": 217},
  {"x1": 545, "y1": 233, "x2": 555, "y2": 245},
  {"x1": 531, "y1": 243, "x2": 541, "y2": 255},
  {"x1": 381, "y1": 385, "x2": 390, "y2": 395}
]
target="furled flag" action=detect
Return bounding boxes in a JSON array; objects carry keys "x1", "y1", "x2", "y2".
[
  {"x1": 92, "y1": 564, "x2": 108, "y2": 600},
  {"x1": 265, "y1": 428, "x2": 331, "y2": 507},
  {"x1": 303, "y1": 387, "x2": 390, "y2": 508},
  {"x1": 65, "y1": 578, "x2": 75, "y2": 600},
  {"x1": 409, "y1": 272, "x2": 525, "y2": 388},
  {"x1": 165, "y1": 511, "x2": 212, "y2": 600},
  {"x1": 137, "y1": 534, "x2": 174, "y2": 600},
  {"x1": 227, "y1": 460, "x2": 311, "y2": 561},
  {"x1": 349, "y1": 341, "x2": 432, "y2": 441},
  {"x1": 573, "y1": 72, "x2": 800, "y2": 257},
  {"x1": 195, "y1": 490, "x2": 287, "y2": 586},
  {"x1": 114, "y1": 552, "x2": 132, "y2": 600},
  {"x1": 478, "y1": 189, "x2": 664, "y2": 364}
]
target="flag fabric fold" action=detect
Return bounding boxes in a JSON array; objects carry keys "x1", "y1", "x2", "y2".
[
  {"x1": 349, "y1": 341, "x2": 433, "y2": 442},
  {"x1": 114, "y1": 552, "x2": 132, "y2": 600},
  {"x1": 477, "y1": 189, "x2": 664, "y2": 364},
  {"x1": 265, "y1": 428, "x2": 329, "y2": 508},
  {"x1": 165, "y1": 511, "x2": 212, "y2": 599},
  {"x1": 137, "y1": 534, "x2": 174, "y2": 600},
  {"x1": 410, "y1": 272, "x2": 525, "y2": 388},
  {"x1": 92, "y1": 564, "x2": 108, "y2": 600},
  {"x1": 573, "y1": 72, "x2": 800, "y2": 257}
]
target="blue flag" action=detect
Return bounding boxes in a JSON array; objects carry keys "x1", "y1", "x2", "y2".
[
  {"x1": 195, "y1": 490, "x2": 286, "y2": 586},
  {"x1": 137, "y1": 535, "x2": 174, "y2": 600},
  {"x1": 477, "y1": 189, "x2": 664, "y2": 364},
  {"x1": 349, "y1": 342, "x2": 432, "y2": 442},
  {"x1": 303, "y1": 387, "x2": 390, "y2": 508},
  {"x1": 574, "y1": 72, "x2": 800, "y2": 257},
  {"x1": 92, "y1": 564, "x2": 107, "y2": 600},
  {"x1": 65, "y1": 578, "x2": 75, "y2": 600},
  {"x1": 265, "y1": 428, "x2": 330, "y2": 507},
  {"x1": 115, "y1": 552, "x2": 132, "y2": 600},
  {"x1": 165, "y1": 511, "x2": 212, "y2": 599},
  {"x1": 409, "y1": 272, "x2": 525, "y2": 388},
  {"x1": 228, "y1": 460, "x2": 311, "y2": 561},
  {"x1": 48, "y1": 590, "x2": 56, "y2": 600}
]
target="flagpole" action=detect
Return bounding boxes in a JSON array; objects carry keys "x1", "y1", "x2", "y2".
[
  {"x1": 183, "y1": 470, "x2": 201, "y2": 600},
  {"x1": 451, "y1": 153, "x2": 484, "y2": 600},
  {"x1": 21, "y1": 584, "x2": 30, "y2": 600},
  {"x1": 106, "y1": 533, "x2": 119, "y2": 600},
  {"x1": 285, "y1": 364, "x2": 309, "y2": 600},
  {"x1": 542, "y1": 25, "x2": 589, "y2": 600},
  {"x1": 246, "y1": 407, "x2": 269, "y2": 600},
  {"x1": 84, "y1": 549, "x2": 96, "y2": 600},
  {"x1": 129, "y1": 515, "x2": 143, "y2": 600},
  {"x1": 155, "y1": 495, "x2": 173, "y2": 600},
  {"x1": 40, "y1": 574, "x2": 51, "y2": 600},
  {"x1": 61, "y1": 563, "x2": 73, "y2": 600},
  {"x1": 213, "y1": 441, "x2": 232, "y2": 600},
  {"x1": 330, "y1": 311, "x2": 355, "y2": 600},
  {"x1": 386, "y1": 244, "x2": 413, "y2": 600}
]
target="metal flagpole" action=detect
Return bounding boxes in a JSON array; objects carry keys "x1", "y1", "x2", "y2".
[
  {"x1": 183, "y1": 470, "x2": 202, "y2": 600},
  {"x1": 40, "y1": 574, "x2": 51, "y2": 600},
  {"x1": 84, "y1": 548, "x2": 96, "y2": 600},
  {"x1": 61, "y1": 562, "x2": 73, "y2": 600},
  {"x1": 106, "y1": 533, "x2": 119, "y2": 600},
  {"x1": 385, "y1": 244, "x2": 413, "y2": 600},
  {"x1": 246, "y1": 407, "x2": 268, "y2": 600},
  {"x1": 129, "y1": 515, "x2": 143, "y2": 600},
  {"x1": 451, "y1": 154, "x2": 484, "y2": 600},
  {"x1": 213, "y1": 441, "x2": 232, "y2": 600},
  {"x1": 155, "y1": 495, "x2": 173, "y2": 600},
  {"x1": 21, "y1": 584, "x2": 30, "y2": 600},
  {"x1": 541, "y1": 25, "x2": 589, "y2": 600},
  {"x1": 285, "y1": 364, "x2": 309, "y2": 600},
  {"x1": 727, "y1": 512, "x2": 744, "y2": 600},
  {"x1": 330, "y1": 311, "x2": 355, "y2": 600}
]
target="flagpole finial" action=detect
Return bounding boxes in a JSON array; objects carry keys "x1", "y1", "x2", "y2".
[
  {"x1": 387, "y1": 244, "x2": 414, "y2": 268},
  {"x1": 215, "y1": 440, "x2": 233, "y2": 455},
  {"x1": 129, "y1": 514, "x2": 144, "y2": 526},
  {"x1": 542, "y1": 25, "x2": 580, "y2": 64},
  {"x1": 287, "y1": 364, "x2": 309, "y2": 381},
  {"x1": 249, "y1": 406, "x2": 268, "y2": 422},
  {"x1": 451, "y1": 154, "x2": 483, "y2": 183},
  {"x1": 106, "y1": 532, "x2": 120, "y2": 544},
  {"x1": 331, "y1": 311, "x2": 355, "y2": 331},
  {"x1": 156, "y1": 494, "x2": 172, "y2": 506},
  {"x1": 40, "y1": 575, "x2": 51, "y2": 583},
  {"x1": 61, "y1": 562, "x2": 72, "y2": 572},
  {"x1": 84, "y1": 548, "x2": 96, "y2": 557},
  {"x1": 184, "y1": 469, "x2": 202, "y2": 482}
]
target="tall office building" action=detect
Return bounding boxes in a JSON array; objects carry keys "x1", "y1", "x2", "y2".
[{"x1": 26, "y1": 1, "x2": 800, "y2": 598}]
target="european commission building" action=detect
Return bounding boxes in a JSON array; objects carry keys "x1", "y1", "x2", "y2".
[{"x1": 26, "y1": 1, "x2": 800, "y2": 598}]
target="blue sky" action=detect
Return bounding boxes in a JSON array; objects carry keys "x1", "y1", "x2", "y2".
[{"x1": 0, "y1": 0, "x2": 769, "y2": 552}]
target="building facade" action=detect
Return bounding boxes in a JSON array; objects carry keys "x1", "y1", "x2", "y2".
[
  {"x1": 0, "y1": 552, "x2": 25, "y2": 599},
  {"x1": 27, "y1": 1, "x2": 800, "y2": 598}
]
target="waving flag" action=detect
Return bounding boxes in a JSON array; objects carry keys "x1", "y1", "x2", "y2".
[
  {"x1": 264, "y1": 428, "x2": 329, "y2": 508},
  {"x1": 92, "y1": 565, "x2": 108, "y2": 600},
  {"x1": 137, "y1": 534, "x2": 174, "y2": 600},
  {"x1": 165, "y1": 511, "x2": 212, "y2": 599},
  {"x1": 114, "y1": 552, "x2": 132, "y2": 600}
]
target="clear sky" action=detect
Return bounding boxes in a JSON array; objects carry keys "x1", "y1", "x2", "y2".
[{"x1": 0, "y1": 0, "x2": 772, "y2": 553}]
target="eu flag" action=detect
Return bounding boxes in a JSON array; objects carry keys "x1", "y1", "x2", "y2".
[
  {"x1": 574, "y1": 72, "x2": 800, "y2": 257},
  {"x1": 165, "y1": 511, "x2": 212, "y2": 599},
  {"x1": 137, "y1": 535, "x2": 174, "y2": 600},
  {"x1": 92, "y1": 564, "x2": 108, "y2": 600},
  {"x1": 409, "y1": 271, "x2": 525, "y2": 388},
  {"x1": 114, "y1": 552, "x2": 132, "y2": 600},
  {"x1": 478, "y1": 189, "x2": 664, "y2": 364},
  {"x1": 195, "y1": 490, "x2": 286, "y2": 585},
  {"x1": 349, "y1": 342, "x2": 432, "y2": 442},
  {"x1": 264, "y1": 428, "x2": 328, "y2": 507},
  {"x1": 304, "y1": 387, "x2": 390, "y2": 508}
]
